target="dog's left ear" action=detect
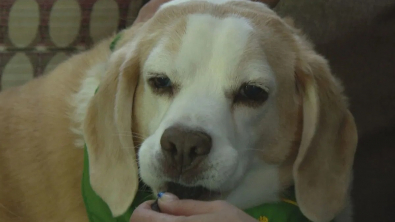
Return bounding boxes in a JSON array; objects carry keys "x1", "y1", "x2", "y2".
[
  {"x1": 83, "y1": 41, "x2": 141, "y2": 216},
  {"x1": 293, "y1": 38, "x2": 358, "y2": 221}
]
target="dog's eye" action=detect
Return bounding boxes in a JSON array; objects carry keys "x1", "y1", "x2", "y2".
[
  {"x1": 235, "y1": 83, "x2": 269, "y2": 106},
  {"x1": 148, "y1": 75, "x2": 175, "y2": 96},
  {"x1": 149, "y1": 76, "x2": 172, "y2": 89}
]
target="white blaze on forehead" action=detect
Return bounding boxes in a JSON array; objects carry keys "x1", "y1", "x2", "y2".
[
  {"x1": 160, "y1": 0, "x2": 247, "y2": 10},
  {"x1": 144, "y1": 13, "x2": 276, "y2": 94},
  {"x1": 175, "y1": 14, "x2": 254, "y2": 83}
]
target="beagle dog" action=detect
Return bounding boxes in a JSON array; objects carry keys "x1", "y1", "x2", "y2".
[{"x1": 0, "y1": 0, "x2": 357, "y2": 221}]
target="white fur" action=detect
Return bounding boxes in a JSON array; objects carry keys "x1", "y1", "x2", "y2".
[
  {"x1": 138, "y1": 13, "x2": 280, "y2": 209},
  {"x1": 225, "y1": 159, "x2": 281, "y2": 209}
]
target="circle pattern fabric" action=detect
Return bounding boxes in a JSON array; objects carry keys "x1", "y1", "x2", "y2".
[{"x1": 0, "y1": 0, "x2": 142, "y2": 90}]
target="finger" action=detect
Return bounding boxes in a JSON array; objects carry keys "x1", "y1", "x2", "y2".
[
  {"x1": 130, "y1": 200, "x2": 184, "y2": 222},
  {"x1": 159, "y1": 197, "x2": 229, "y2": 216},
  {"x1": 137, "y1": 200, "x2": 156, "y2": 210}
]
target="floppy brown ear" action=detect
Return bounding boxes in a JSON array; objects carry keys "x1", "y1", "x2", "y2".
[
  {"x1": 83, "y1": 44, "x2": 141, "y2": 216},
  {"x1": 293, "y1": 48, "x2": 358, "y2": 221}
]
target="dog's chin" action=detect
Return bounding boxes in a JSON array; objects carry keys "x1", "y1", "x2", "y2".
[{"x1": 162, "y1": 182, "x2": 222, "y2": 200}]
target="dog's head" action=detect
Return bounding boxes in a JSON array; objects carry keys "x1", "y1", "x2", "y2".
[{"x1": 83, "y1": 0, "x2": 358, "y2": 221}]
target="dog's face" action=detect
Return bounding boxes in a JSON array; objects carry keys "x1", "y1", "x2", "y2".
[
  {"x1": 136, "y1": 4, "x2": 298, "y2": 207},
  {"x1": 83, "y1": 0, "x2": 358, "y2": 221}
]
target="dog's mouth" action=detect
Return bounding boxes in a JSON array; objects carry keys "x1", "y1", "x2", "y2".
[{"x1": 166, "y1": 182, "x2": 221, "y2": 200}]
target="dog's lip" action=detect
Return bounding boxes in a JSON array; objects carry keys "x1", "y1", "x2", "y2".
[{"x1": 165, "y1": 182, "x2": 221, "y2": 200}]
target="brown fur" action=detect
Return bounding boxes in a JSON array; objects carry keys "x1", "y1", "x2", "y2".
[{"x1": 0, "y1": 39, "x2": 112, "y2": 221}]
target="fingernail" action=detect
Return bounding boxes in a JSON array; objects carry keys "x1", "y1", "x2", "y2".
[
  {"x1": 157, "y1": 192, "x2": 165, "y2": 198},
  {"x1": 158, "y1": 192, "x2": 178, "y2": 202}
]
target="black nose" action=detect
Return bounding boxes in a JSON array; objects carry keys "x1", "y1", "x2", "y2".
[{"x1": 160, "y1": 126, "x2": 212, "y2": 172}]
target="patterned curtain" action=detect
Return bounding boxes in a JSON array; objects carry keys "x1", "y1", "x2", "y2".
[{"x1": 0, "y1": 0, "x2": 144, "y2": 91}]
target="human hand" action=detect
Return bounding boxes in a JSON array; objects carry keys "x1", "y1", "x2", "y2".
[{"x1": 130, "y1": 193, "x2": 257, "y2": 222}]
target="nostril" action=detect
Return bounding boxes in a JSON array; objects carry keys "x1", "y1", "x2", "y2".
[
  {"x1": 169, "y1": 142, "x2": 177, "y2": 156},
  {"x1": 189, "y1": 146, "x2": 198, "y2": 160},
  {"x1": 162, "y1": 141, "x2": 178, "y2": 156},
  {"x1": 194, "y1": 145, "x2": 210, "y2": 155}
]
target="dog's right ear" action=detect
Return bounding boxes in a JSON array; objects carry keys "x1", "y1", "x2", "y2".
[
  {"x1": 83, "y1": 34, "x2": 141, "y2": 217},
  {"x1": 292, "y1": 37, "x2": 358, "y2": 222}
]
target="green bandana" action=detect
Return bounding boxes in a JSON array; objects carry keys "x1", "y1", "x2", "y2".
[
  {"x1": 109, "y1": 32, "x2": 123, "y2": 52},
  {"x1": 82, "y1": 145, "x2": 153, "y2": 222},
  {"x1": 81, "y1": 34, "x2": 325, "y2": 222}
]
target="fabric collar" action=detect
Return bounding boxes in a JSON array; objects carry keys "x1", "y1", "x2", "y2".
[
  {"x1": 81, "y1": 34, "x2": 320, "y2": 222},
  {"x1": 109, "y1": 32, "x2": 123, "y2": 52},
  {"x1": 82, "y1": 144, "x2": 153, "y2": 222}
]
